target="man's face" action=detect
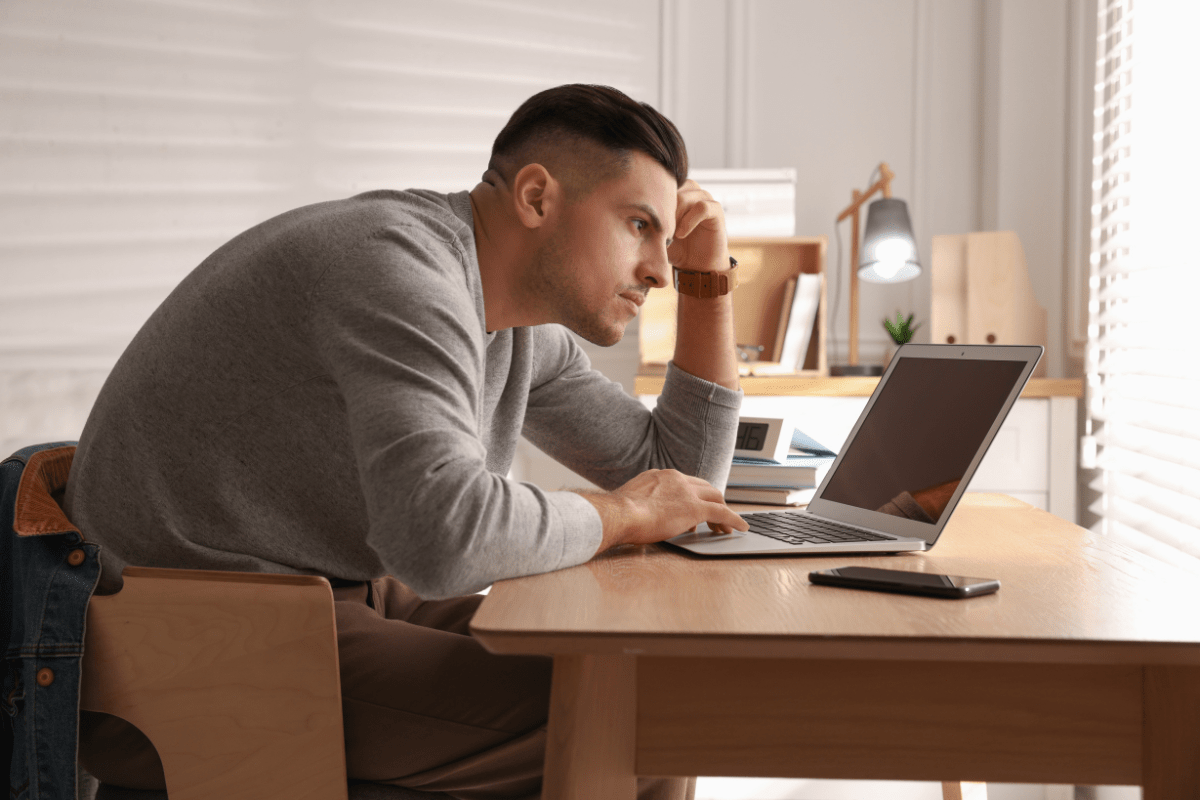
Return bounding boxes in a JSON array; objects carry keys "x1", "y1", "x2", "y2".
[{"x1": 525, "y1": 152, "x2": 677, "y2": 346}]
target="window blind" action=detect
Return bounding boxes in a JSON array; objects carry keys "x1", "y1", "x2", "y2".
[
  {"x1": 1085, "y1": 0, "x2": 1200, "y2": 570},
  {"x1": 0, "y1": 0, "x2": 660, "y2": 454}
]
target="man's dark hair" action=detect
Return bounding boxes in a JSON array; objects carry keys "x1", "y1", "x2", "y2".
[{"x1": 488, "y1": 84, "x2": 688, "y2": 193}]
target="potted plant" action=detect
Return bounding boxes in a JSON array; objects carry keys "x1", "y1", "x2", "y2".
[{"x1": 882, "y1": 312, "x2": 920, "y2": 368}]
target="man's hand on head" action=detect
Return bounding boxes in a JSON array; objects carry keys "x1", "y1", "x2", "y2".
[
  {"x1": 664, "y1": 178, "x2": 740, "y2": 391},
  {"x1": 667, "y1": 180, "x2": 730, "y2": 275},
  {"x1": 578, "y1": 469, "x2": 749, "y2": 553}
]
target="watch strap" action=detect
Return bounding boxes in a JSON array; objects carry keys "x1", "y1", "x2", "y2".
[{"x1": 673, "y1": 256, "x2": 739, "y2": 298}]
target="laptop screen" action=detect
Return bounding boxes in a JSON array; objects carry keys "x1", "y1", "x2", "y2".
[{"x1": 817, "y1": 356, "x2": 1029, "y2": 524}]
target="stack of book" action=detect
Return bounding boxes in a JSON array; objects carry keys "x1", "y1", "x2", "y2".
[{"x1": 724, "y1": 429, "x2": 836, "y2": 506}]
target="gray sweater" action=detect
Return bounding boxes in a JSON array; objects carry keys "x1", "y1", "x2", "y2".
[{"x1": 65, "y1": 190, "x2": 741, "y2": 599}]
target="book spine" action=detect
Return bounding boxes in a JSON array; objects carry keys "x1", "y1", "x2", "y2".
[
  {"x1": 726, "y1": 469, "x2": 817, "y2": 486},
  {"x1": 723, "y1": 487, "x2": 814, "y2": 506}
]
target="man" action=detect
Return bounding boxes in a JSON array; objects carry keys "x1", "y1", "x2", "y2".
[{"x1": 66, "y1": 84, "x2": 746, "y2": 799}]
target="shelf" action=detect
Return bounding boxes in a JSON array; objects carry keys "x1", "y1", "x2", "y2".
[{"x1": 640, "y1": 236, "x2": 827, "y2": 374}]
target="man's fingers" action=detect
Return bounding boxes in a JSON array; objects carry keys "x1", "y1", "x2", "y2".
[
  {"x1": 674, "y1": 197, "x2": 723, "y2": 241},
  {"x1": 674, "y1": 182, "x2": 708, "y2": 207},
  {"x1": 728, "y1": 513, "x2": 751, "y2": 532},
  {"x1": 704, "y1": 500, "x2": 749, "y2": 532},
  {"x1": 675, "y1": 182, "x2": 720, "y2": 228},
  {"x1": 673, "y1": 474, "x2": 746, "y2": 532}
]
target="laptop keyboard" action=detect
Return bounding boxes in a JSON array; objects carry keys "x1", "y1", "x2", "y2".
[{"x1": 742, "y1": 511, "x2": 892, "y2": 546}]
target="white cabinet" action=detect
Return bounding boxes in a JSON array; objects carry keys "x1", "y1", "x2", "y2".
[{"x1": 969, "y1": 399, "x2": 1049, "y2": 509}]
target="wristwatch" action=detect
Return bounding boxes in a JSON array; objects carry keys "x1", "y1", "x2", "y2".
[{"x1": 673, "y1": 256, "x2": 739, "y2": 298}]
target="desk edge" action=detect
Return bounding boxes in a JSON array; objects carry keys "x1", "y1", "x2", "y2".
[{"x1": 467, "y1": 628, "x2": 1200, "y2": 666}]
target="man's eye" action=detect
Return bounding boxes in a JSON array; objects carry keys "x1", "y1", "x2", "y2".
[{"x1": 633, "y1": 218, "x2": 647, "y2": 232}]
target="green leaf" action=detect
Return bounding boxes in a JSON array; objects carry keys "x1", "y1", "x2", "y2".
[{"x1": 882, "y1": 311, "x2": 921, "y2": 344}]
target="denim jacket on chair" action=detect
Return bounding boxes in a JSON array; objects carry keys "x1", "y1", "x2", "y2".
[{"x1": 2, "y1": 443, "x2": 102, "y2": 800}]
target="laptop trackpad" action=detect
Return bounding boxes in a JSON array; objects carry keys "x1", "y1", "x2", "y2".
[{"x1": 669, "y1": 523, "x2": 746, "y2": 545}]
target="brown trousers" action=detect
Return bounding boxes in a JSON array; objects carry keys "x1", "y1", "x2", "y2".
[{"x1": 79, "y1": 576, "x2": 694, "y2": 800}]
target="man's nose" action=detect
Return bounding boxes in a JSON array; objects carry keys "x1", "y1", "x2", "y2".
[{"x1": 639, "y1": 246, "x2": 672, "y2": 289}]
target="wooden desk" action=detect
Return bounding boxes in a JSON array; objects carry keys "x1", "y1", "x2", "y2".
[{"x1": 471, "y1": 494, "x2": 1200, "y2": 799}]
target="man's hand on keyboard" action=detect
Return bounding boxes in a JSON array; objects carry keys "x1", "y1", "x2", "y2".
[{"x1": 578, "y1": 469, "x2": 749, "y2": 553}]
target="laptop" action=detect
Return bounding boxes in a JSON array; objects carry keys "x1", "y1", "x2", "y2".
[{"x1": 667, "y1": 343, "x2": 1043, "y2": 556}]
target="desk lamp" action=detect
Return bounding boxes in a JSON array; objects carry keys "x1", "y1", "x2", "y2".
[{"x1": 831, "y1": 162, "x2": 922, "y2": 376}]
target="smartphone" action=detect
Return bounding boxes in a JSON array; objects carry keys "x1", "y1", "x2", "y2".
[{"x1": 809, "y1": 566, "x2": 1000, "y2": 599}]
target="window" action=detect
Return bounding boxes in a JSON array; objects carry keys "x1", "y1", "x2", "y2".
[{"x1": 1086, "y1": 0, "x2": 1200, "y2": 569}]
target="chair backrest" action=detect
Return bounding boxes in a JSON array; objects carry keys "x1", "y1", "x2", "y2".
[
  {"x1": 82, "y1": 567, "x2": 451, "y2": 799},
  {"x1": 82, "y1": 567, "x2": 348, "y2": 800}
]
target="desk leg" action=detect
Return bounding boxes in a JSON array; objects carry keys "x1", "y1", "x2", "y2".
[
  {"x1": 941, "y1": 783, "x2": 987, "y2": 800},
  {"x1": 1143, "y1": 665, "x2": 1200, "y2": 798},
  {"x1": 543, "y1": 654, "x2": 637, "y2": 800}
]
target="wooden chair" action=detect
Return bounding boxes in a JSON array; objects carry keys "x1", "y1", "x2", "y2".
[{"x1": 80, "y1": 566, "x2": 447, "y2": 800}]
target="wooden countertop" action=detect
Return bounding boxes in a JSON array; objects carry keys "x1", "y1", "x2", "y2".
[{"x1": 634, "y1": 371, "x2": 1082, "y2": 398}]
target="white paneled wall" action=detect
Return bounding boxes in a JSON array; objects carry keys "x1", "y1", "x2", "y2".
[
  {"x1": 0, "y1": 369, "x2": 110, "y2": 459},
  {"x1": 664, "y1": 0, "x2": 1087, "y2": 379},
  {"x1": 0, "y1": 0, "x2": 1088, "y2": 455},
  {"x1": 0, "y1": 0, "x2": 657, "y2": 453}
]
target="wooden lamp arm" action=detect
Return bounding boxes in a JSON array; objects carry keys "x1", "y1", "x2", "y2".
[
  {"x1": 832, "y1": 161, "x2": 895, "y2": 368},
  {"x1": 836, "y1": 161, "x2": 894, "y2": 222}
]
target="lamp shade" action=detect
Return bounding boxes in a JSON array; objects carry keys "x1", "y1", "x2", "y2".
[{"x1": 858, "y1": 198, "x2": 921, "y2": 283}]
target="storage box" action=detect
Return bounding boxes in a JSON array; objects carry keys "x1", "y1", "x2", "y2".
[
  {"x1": 688, "y1": 169, "x2": 797, "y2": 237},
  {"x1": 931, "y1": 231, "x2": 1048, "y2": 377}
]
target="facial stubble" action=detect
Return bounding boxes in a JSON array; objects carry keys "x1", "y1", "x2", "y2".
[{"x1": 525, "y1": 226, "x2": 631, "y2": 348}]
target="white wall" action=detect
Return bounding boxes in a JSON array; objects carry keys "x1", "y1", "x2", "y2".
[
  {"x1": 0, "y1": 0, "x2": 1092, "y2": 445},
  {"x1": 662, "y1": 0, "x2": 1088, "y2": 379},
  {"x1": 0, "y1": 0, "x2": 658, "y2": 456},
  {"x1": 0, "y1": 0, "x2": 1090, "y2": 460}
]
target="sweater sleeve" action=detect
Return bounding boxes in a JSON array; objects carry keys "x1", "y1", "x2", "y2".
[
  {"x1": 308, "y1": 225, "x2": 599, "y2": 599},
  {"x1": 522, "y1": 325, "x2": 743, "y2": 493}
]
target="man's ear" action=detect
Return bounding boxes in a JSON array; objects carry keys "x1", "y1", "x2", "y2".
[{"x1": 511, "y1": 163, "x2": 562, "y2": 229}]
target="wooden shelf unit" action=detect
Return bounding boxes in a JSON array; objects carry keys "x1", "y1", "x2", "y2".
[{"x1": 639, "y1": 236, "x2": 828, "y2": 376}]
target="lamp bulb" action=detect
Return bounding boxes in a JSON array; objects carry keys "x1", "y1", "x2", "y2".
[
  {"x1": 873, "y1": 238, "x2": 910, "y2": 262},
  {"x1": 872, "y1": 260, "x2": 904, "y2": 280}
]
